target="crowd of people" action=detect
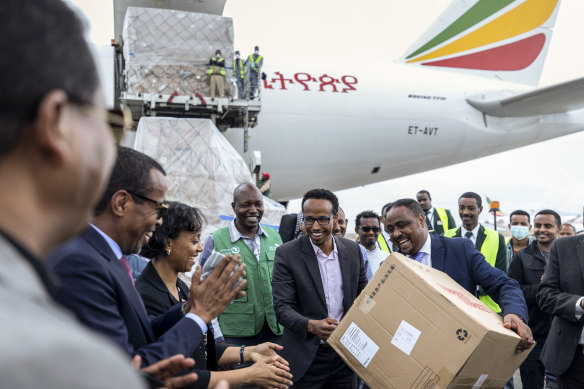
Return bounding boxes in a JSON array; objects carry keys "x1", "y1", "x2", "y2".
[{"x1": 1, "y1": 1, "x2": 583, "y2": 389}]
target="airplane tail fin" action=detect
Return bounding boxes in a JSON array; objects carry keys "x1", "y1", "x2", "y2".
[{"x1": 399, "y1": 0, "x2": 562, "y2": 86}]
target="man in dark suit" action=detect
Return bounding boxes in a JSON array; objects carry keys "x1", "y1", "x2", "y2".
[
  {"x1": 272, "y1": 189, "x2": 368, "y2": 388},
  {"x1": 385, "y1": 198, "x2": 534, "y2": 353},
  {"x1": 49, "y1": 147, "x2": 247, "y2": 368},
  {"x1": 416, "y1": 190, "x2": 456, "y2": 235},
  {"x1": 537, "y1": 234, "x2": 584, "y2": 388}
]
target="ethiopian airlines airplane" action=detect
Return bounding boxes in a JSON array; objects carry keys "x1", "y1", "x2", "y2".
[{"x1": 110, "y1": 0, "x2": 584, "y2": 201}]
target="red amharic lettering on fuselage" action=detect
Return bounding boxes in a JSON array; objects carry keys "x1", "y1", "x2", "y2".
[{"x1": 263, "y1": 72, "x2": 358, "y2": 93}]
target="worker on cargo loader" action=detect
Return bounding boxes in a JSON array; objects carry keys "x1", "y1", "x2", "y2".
[
  {"x1": 246, "y1": 46, "x2": 263, "y2": 99},
  {"x1": 384, "y1": 199, "x2": 534, "y2": 354},
  {"x1": 233, "y1": 51, "x2": 245, "y2": 99},
  {"x1": 208, "y1": 49, "x2": 225, "y2": 99}
]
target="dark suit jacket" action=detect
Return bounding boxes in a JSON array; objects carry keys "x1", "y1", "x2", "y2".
[
  {"x1": 537, "y1": 235, "x2": 584, "y2": 376},
  {"x1": 48, "y1": 227, "x2": 204, "y2": 367},
  {"x1": 271, "y1": 235, "x2": 368, "y2": 382},
  {"x1": 430, "y1": 234, "x2": 527, "y2": 319},
  {"x1": 429, "y1": 208, "x2": 456, "y2": 235},
  {"x1": 278, "y1": 213, "x2": 299, "y2": 244},
  {"x1": 136, "y1": 262, "x2": 226, "y2": 387}
]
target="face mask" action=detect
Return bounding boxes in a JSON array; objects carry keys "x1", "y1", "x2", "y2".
[
  {"x1": 216, "y1": 53, "x2": 221, "y2": 58},
  {"x1": 235, "y1": 54, "x2": 240, "y2": 59},
  {"x1": 254, "y1": 50, "x2": 259, "y2": 55},
  {"x1": 510, "y1": 226, "x2": 529, "y2": 240}
]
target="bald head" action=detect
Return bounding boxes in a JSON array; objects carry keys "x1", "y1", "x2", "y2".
[{"x1": 233, "y1": 182, "x2": 261, "y2": 202}]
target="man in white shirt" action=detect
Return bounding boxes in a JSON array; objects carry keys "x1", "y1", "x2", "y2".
[{"x1": 355, "y1": 210, "x2": 388, "y2": 276}]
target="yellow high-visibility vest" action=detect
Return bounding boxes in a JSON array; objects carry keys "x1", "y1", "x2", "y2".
[
  {"x1": 248, "y1": 54, "x2": 263, "y2": 72},
  {"x1": 208, "y1": 57, "x2": 226, "y2": 76},
  {"x1": 435, "y1": 207, "x2": 450, "y2": 231},
  {"x1": 444, "y1": 226, "x2": 502, "y2": 313},
  {"x1": 233, "y1": 58, "x2": 244, "y2": 79}
]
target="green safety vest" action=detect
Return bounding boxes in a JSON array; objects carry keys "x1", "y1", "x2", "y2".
[
  {"x1": 208, "y1": 57, "x2": 226, "y2": 76},
  {"x1": 212, "y1": 226, "x2": 283, "y2": 337},
  {"x1": 233, "y1": 58, "x2": 244, "y2": 79},
  {"x1": 444, "y1": 226, "x2": 502, "y2": 313},
  {"x1": 435, "y1": 208, "x2": 450, "y2": 231},
  {"x1": 248, "y1": 54, "x2": 263, "y2": 72}
]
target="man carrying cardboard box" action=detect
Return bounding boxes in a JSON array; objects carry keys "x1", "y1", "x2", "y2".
[{"x1": 385, "y1": 199, "x2": 533, "y2": 353}]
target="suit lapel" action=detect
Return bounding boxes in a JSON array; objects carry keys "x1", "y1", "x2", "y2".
[
  {"x1": 475, "y1": 225, "x2": 486, "y2": 251},
  {"x1": 83, "y1": 226, "x2": 155, "y2": 340},
  {"x1": 301, "y1": 236, "x2": 327, "y2": 308},
  {"x1": 336, "y1": 238, "x2": 353, "y2": 313},
  {"x1": 576, "y1": 237, "x2": 584, "y2": 281},
  {"x1": 432, "y1": 208, "x2": 439, "y2": 231},
  {"x1": 430, "y1": 235, "x2": 445, "y2": 271}
]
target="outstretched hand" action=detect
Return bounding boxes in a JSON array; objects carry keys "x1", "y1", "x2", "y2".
[{"x1": 132, "y1": 354, "x2": 198, "y2": 389}]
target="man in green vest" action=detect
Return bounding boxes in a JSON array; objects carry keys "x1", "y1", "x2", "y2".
[
  {"x1": 199, "y1": 182, "x2": 283, "y2": 354},
  {"x1": 444, "y1": 191, "x2": 508, "y2": 313},
  {"x1": 416, "y1": 190, "x2": 456, "y2": 235},
  {"x1": 233, "y1": 50, "x2": 245, "y2": 99},
  {"x1": 245, "y1": 45, "x2": 263, "y2": 99},
  {"x1": 208, "y1": 49, "x2": 226, "y2": 99}
]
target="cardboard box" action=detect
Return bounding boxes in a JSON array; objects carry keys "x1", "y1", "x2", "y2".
[{"x1": 328, "y1": 253, "x2": 533, "y2": 389}]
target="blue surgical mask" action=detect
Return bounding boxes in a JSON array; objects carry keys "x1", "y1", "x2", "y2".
[{"x1": 510, "y1": 225, "x2": 529, "y2": 240}]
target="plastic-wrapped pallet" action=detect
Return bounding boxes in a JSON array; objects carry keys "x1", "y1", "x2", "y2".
[
  {"x1": 123, "y1": 7, "x2": 234, "y2": 96},
  {"x1": 133, "y1": 117, "x2": 286, "y2": 244}
]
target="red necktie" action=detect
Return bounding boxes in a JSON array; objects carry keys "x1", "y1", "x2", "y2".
[{"x1": 119, "y1": 255, "x2": 135, "y2": 286}]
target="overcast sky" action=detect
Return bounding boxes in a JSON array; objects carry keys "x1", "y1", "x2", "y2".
[{"x1": 71, "y1": 0, "x2": 584, "y2": 231}]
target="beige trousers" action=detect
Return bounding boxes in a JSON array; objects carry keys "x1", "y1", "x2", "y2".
[{"x1": 210, "y1": 74, "x2": 225, "y2": 98}]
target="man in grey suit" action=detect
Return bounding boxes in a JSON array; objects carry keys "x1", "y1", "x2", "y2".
[
  {"x1": 0, "y1": 1, "x2": 198, "y2": 387},
  {"x1": 272, "y1": 189, "x2": 368, "y2": 388},
  {"x1": 537, "y1": 234, "x2": 584, "y2": 388}
]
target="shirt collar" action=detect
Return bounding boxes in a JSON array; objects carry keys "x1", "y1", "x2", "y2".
[
  {"x1": 427, "y1": 207, "x2": 434, "y2": 215},
  {"x1": 309, "y1": 236, "x2": 338, "y2": 258},
  {"x1": 90, "y1": 224, "x2": 123, "y2": 260},
  {"x1": 417, "y1": 234, "x2": 432, "y2": 256},
  {"x1": 228, "y1": 219, "x2": 266, "y2": 243}
]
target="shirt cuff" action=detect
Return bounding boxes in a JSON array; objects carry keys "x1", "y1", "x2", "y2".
[
  {"x1": 576, "y1": 297, "x2": 584, "y2": 320},
  {"x1": 185, "y1": 313, "x2": 208, "y2": 334}
]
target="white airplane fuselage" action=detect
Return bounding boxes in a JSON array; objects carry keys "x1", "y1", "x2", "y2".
[{"x1": 223, "y1": 63, "x2": 584, "y2": 200}]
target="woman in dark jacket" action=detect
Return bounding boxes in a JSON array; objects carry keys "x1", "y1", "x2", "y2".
[{"x1": 136, "y1": 201, "x2": 292, "y2": 389}]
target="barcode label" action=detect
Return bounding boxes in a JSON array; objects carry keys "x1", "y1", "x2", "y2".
[{"x1": 339, "y1": 322, "x2": 380, "y2": 368}]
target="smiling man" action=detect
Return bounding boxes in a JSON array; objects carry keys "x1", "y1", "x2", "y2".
[
  {"x1": 355, "y1": 210, "x2": 387, "y2": 276},
  {"x1": 200, "y1": 182, "x2": 283, "y2": 356},
  {"x1": 272, "y1": 189, "x2": 368, "y2": 388},
  {"x1": 49, "y1": 147, "x2": 247, "y2": 370},
  {"x1": 509, "y1": 210, "x2": 561, "y2": 389},
  {"x1": 444, "y1": 192, "x2": 508, "y2": 314},
  {"x1": 385, "y1": 199, "x2": 533, "y2": 354}
]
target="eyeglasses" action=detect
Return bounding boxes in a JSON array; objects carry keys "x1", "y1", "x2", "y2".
[
  {"x1": 359, "y1": 226, "x2": 380, "y2": 233},
  {"x1": 126, "y1": 190, "x2": 168, "y2": 218},
  {"x1": 303, "y1": 215, "x2": 334, "y2": 226},
  {"x1": 68, "y1": 96, "x2": 130, "y2": 145}
]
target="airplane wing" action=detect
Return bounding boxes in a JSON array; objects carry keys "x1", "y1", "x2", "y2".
[{"x1": 467, "y1": 76, "x2": 584, "y2": 117}]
